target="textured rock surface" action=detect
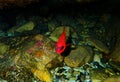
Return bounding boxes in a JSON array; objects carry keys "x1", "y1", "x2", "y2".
[
  {"x1": 20, "y1": 34, "x2": 63, "y2": 81},
  {"x1": 0, "y1": 43, "x2": 9, "y2": 55},
  {"x1": 8, "y1": 21, "x2": 35, "y2": 33},
  {"x1": 91, "y1": 69, "x2": 108, "y2": 81},
  {"x1": 86, "y1": 37, "x2": 109, "y2": 54},
  {"x1": 0, "y1": 34, "x2": 63, "y2": 82},
  {"x1": 110, "y1": 37, "x2": 120, "y2": 62},
  {"x1": 108, "y1": 17, "x2": 120, "y2": 63},
  {"x1": 64, "y1": 46, "x2": 93, "y2": 67},
  {"x1": 103, "y1": 76, "x2": 120, "y2": 82}
]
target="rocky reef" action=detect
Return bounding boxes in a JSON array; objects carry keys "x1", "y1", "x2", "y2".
[{"x1": 0, "y1": 1, "x2": 120, "y2": 82}]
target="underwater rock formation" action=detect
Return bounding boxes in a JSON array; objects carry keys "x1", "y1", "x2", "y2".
[
  {"x1": 64, "y1": 46, "x2": 93, "y2": 67},
  {"x1": 0, "y1": 34, "x2": 63, "y2": 82}
]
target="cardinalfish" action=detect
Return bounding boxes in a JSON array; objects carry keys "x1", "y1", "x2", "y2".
[{"x1": 55, "y1": 27, "x2": 72, "y2": 55}]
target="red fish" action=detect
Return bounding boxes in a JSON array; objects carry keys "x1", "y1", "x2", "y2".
[{"x1": 55, "y1": 27, "x2": 66, "y2": 54}]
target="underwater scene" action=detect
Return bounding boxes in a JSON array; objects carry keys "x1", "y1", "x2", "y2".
[{"x1": 0, "y1": 0, "x2": 120, "y2": 82}]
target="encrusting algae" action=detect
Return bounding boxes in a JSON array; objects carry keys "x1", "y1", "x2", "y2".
[
  {"x1": 0, "y1": 34, "x2": 62, "y2": 82},
  {"x1": 31, "y1": 67, "x2": 53, "y2": 82},
  {"x1": 22, "y1": 34, "x2": 59, "y2": 81}
]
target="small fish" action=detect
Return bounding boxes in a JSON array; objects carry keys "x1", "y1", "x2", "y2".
[{"x1": 55, "y1": 27, "x2": 66, "y2": 54}]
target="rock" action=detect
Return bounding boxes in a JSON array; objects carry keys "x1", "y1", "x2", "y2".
[
  {"x1": 86, "y1": 37, "x2": 109, "y2": 54},
  {"x1": 31, "y1": 68, "x2": 53, "y2": 82},
  {"x1": 15, "y1": 21, "x2": 35, "y2": 32},
  {"x1": 8, "y1": 21, "x2": 35, "y2": 33},
  {"x1": 91, "y1": 67, "x2": 117, "y2": 82},
  {"x1": 48, "y1": 21, "x2": 56, "y2": 31},
  {"x1": 46, "y1": 55, "x2": 63, "y2": 69},
  {"x1": 110, "y1": 37, "x2": 120, "y2": 62},
  {"x1": 108, "y1": 61, "x2": 120, "y2": 71},
  {"x1": 49, "y1": 26, "x2": 78, "y2": 42},
  {"x1": 105, "y1": 68, "x2": 116, "y2": 76},
  {"x1": 0, "y1": 78, "x2": 7, "y2": 82},
  {"x1": 64, "y1": 46, "x2": 93, "y2": 67},
  {"x1": 19, "y1": 34, "x2": 63, "y2": 81},
  {"x1": 91, "y1": 69, "x2": 108, "y2": 82},
  {"x1": 103, "y1": 76, "x2": 120, "y2": 82},
  {"x1": 0, "y1": 43, "x2": 9, "y2": 55},
  {"x1": 93, "y1": 54, "x2": 105, "y2": 67},
  {"x1": 106, "y1": 17, "x2": 120, "y2": 63},
  {"x1": 0, "y1": 34, "x2": 63, "y2": 82}
]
